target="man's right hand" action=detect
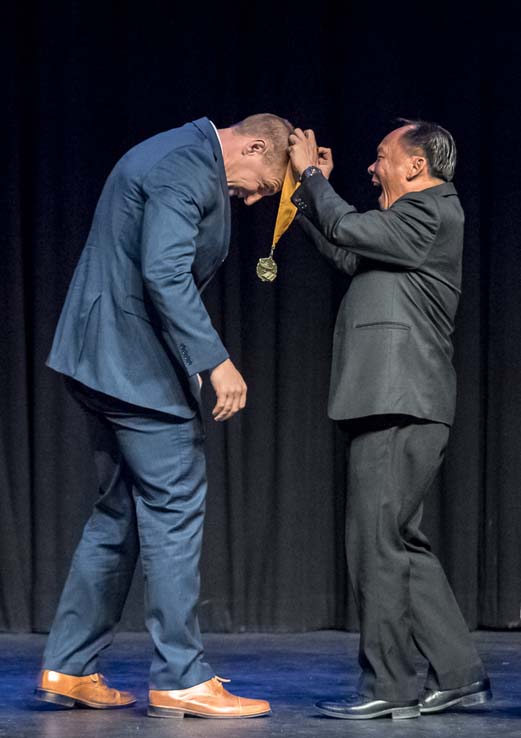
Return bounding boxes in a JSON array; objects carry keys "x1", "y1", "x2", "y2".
[{"x1": 210, "y1": 358, "x2": 247, "y2": 421}]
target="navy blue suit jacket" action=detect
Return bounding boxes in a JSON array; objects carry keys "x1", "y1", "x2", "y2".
[{"x1": 47, "y1": 118, "x2": 231, "y2": 418}]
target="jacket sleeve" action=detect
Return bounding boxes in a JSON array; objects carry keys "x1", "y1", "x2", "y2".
[
  {"x1": 292, "y1": 174, "x2": 441, "y2": 269},
  {"x1": 141, "y1": 147, "x2": 229, "y2": 377},
  {"x1": 296, "y1": 214, "x2": 360, "y2": 276}
]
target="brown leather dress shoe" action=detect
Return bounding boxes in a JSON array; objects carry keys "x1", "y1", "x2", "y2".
[
  {"x1": 148, "y1": 676, "x2": 271, "y2": 719},
  {"x1": 35, "y1": 670, "x2": 136, "y2": 709}
]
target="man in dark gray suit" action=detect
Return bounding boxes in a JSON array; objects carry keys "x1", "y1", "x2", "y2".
[
  {"x1": 288, "y1": 121, "x2": 491, "y2": 719},
  {"x1": 36, "y1": 114, "x2": 293, "y2": 719}
]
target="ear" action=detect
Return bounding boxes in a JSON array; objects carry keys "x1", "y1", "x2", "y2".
[
  {"x1": 406, "y1": 156, "x2": 427, "y2": 180},
  {"x1": 242, "y1": 138, "x2": 267, "y2": 156}
]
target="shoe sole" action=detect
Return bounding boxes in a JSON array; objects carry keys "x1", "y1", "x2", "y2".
[
  {"x1": 420, "y1": 689, "x2": 493, "y2": 714},
  {"x1": 316, "y1": 705, "x2": 420, "y2": 720},
  {"x1": 35, "y1": 688, "x2": 136, "y2": 710},
  {"x1": 147, "y1": 705, "x2": 271, "y2": 719}
]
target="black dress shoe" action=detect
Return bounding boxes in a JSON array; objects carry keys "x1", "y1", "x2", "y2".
[
  {"x1": 420, "y1": 678, "x2": 492, "y2": 714},
  {"x1": 316, "y1": 694, "x2": 420, "y2": 720}
]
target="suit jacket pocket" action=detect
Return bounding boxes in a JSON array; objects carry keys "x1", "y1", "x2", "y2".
[
  {"x1": 330, "y1": 320, "x2": 412, "y2": 408},
  {"x1": 76, "y1": 292, "x2": 102, "y2": 367},
  {"x1": 122, "y1": 294, "x2": 161, "y2": 328},
  {"x1": 354, "y1": 321, "x2": 411, "y2": 331}
]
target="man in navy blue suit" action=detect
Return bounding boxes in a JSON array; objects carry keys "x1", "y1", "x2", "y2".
[{"x1": 36, "y1": 114, "x2": 293, "y2": 719}]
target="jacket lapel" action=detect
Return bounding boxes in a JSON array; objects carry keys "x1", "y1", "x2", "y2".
[{"x1": 192, "y1": 117, "x2": 231, "y2": 252}]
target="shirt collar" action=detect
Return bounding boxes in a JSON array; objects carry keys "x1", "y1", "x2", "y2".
[{"x1": 209, "y1": 120, "x2": 223, "y2": 156}]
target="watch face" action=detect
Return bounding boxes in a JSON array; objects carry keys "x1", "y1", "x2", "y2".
[{"x1": 299, "y1": 166, "x2": 321, "y2": 184}]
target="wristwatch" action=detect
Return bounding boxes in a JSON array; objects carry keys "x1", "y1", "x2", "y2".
[{"x1": 299, "y1": 165, "x2": 323, "y2": 182}]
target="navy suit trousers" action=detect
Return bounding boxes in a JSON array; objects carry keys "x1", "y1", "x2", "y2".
[{"x1": 42, "y1": 379, "x2": 213, "y2": 690}]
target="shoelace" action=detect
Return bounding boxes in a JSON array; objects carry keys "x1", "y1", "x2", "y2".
[
  {"x1": 90, "y1": 674, "x2": 113, "y2": 691},
  {"x1": 96, "y1": 673, "x2": 122, "y2": 697},
  {"x1": 212, "y1": 676, "x2": 232, "y2": 690}
]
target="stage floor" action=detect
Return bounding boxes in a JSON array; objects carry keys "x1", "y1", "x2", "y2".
[{"x1": 0, "y1": 630, "x2": 520, "y2": 737}]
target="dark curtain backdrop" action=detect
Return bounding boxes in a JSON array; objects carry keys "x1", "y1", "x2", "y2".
[{"x1": 2, "y1": 5, "x2": 520, "y2": 633}]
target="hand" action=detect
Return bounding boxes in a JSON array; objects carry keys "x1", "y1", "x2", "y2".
[
  {"x1": 318, "y1": 146, "x2": 334, "y2": 179},
  {"x1": 210, "y1": 358, "x2": 247, "y2": 421},
  {"x1": 289, "y1": 128, "x2": 319, "y2": 176}
]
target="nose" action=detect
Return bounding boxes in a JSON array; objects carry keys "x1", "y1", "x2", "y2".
[{"x1": 367, "y1": 162, "x2": 375, "y2": 175}]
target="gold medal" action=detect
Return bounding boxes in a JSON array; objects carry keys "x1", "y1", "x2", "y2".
[
  {"x1": 256, "y1": 163, "x2": 300, "y2": 282},
  {"x1": 256, "y1": 248, "x2": 278, "y2": 282}
]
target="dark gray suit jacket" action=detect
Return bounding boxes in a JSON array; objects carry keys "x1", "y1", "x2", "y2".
[
  {"x1": 292, "y1": 179, "x2": 463, "y2": 425},
  {"x1": 47, "y1": 118, "x2": 230, "y2": 418}
]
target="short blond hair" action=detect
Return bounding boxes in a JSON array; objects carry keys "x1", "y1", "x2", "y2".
[{"x1": 232, "y1": 113, "x2": 294, "y2": 167}]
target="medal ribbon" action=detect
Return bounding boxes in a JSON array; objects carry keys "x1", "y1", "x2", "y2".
[{"x1": 256, "y1": 162, "x2": 300, "y2": 282}]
